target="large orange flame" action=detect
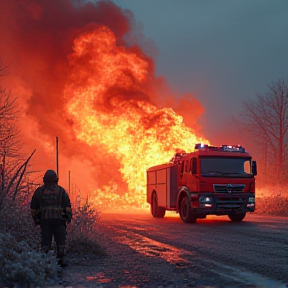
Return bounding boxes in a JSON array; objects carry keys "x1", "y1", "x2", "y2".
[
  {"x1": 0, "y1": 0, "x2": 208, "y2": 209},
  {"x1": 64, "y1": 26, "x2": 208, "y2": 208}
]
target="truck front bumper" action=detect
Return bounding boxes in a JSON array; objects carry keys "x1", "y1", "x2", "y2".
[{"x1": 191, "y1": 193, "x2": 255, "y2": 215}]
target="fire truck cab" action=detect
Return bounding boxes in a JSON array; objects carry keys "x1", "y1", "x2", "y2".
[{"x1": 146, "y1": 144, "x2": 257, "y2": 223}]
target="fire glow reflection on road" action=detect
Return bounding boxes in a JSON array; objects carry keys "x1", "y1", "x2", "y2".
[
  {"x1": 113, "y1": 227, "x2": 193, "y2": 266},
  {"x1": 114, "y1": 229, "x2": 288, "y2": 288},
  {"x1": 103, "y1": 216, "x2": 288, "y2": 288}
]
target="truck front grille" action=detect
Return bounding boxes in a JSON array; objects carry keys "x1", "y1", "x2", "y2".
[
  {"x1": 216, "y1": 196, "x2": 247, "y2": 212},
  {"x1": 213, "y1": 184, "x2": 245, "y2": 193}
]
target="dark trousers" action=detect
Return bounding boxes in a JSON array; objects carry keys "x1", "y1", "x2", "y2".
[{"x1": 40, "y1": 222, "x2": 67, "y2": 258}]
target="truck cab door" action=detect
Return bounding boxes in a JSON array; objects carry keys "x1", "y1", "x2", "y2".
[
  {"x1": 180, "y1": 161, "x2": 187, "y2": 185},
  {"x1": 187, "y1": 157, "x2": 198, "y2": 192}
]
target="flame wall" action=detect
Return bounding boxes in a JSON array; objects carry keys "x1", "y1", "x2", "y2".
[{"x1": 0, "y1": 0, "x2": 207, "y2": 207}]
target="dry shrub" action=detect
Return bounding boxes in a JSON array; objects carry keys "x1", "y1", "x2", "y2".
[
  {"x1": 255, "y1": 195, "x2": 288, "y2": 217},
  {"x1": 67, "y1": 198, "x2": 106, "y2": 256},
  {"x1": 0, "y1": 204, "x2": 40, "y2": 248}
]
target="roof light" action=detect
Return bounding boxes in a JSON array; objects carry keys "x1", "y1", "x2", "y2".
[
  {"x1": 222, "y1": 145, "x2": 245, "y2": 152},
  {"x1": 195, "y1": 143, "x2": 209, "y2": 149}
]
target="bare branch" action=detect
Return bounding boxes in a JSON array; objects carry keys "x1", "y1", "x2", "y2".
[
  {"x1": 241, "y1": 78, "x2": 288, "y2": 181},
  {"x1": 12, "y1": 149, "x2": 36, "y2": 203}
]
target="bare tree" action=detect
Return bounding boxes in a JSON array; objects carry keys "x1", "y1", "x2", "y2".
[
  {"x1": 241, "y1": 79, "x2": 288, "y2": 183},
  {"x1": 0, "y1": 64, "x2": 36, "y2": 209}
]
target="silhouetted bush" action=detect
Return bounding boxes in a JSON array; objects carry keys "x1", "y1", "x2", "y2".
[{"x1": 67, "y1": 198, "x2": 106, "y2": 256}]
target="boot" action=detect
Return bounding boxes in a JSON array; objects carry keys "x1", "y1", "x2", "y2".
[
  {"x1": 58, "y1": 256, "x2": 68, "y2": 267},
  {"x1": 57, "y1": 246, "x2": 68, "y2": 267}
]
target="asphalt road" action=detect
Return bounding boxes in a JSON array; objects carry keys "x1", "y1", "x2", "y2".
[{"x1": 95, "y1": 211, "x2": 288, "y2": 288}]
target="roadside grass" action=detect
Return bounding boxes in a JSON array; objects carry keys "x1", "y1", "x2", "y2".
[
  {"x1": 0, "y1": 203, "x2": 59, "y2": 287},
  {"x1": 0, "y1": 198, "x2": 105, "y2": 287}
]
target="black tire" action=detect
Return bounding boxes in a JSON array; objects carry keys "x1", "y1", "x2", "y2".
[
  {"x1": 151, "y1": 192, "x2": 166, "y2": 218},
  {"x1": 179, "y1": 195, "x2": 197, "y2": 223},
  {"x1": 228, "y1": 212, "x2": 246, "y2": 222}
]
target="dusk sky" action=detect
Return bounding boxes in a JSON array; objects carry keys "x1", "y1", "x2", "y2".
[{"x1": 111, "y1": 0, "x2": 288, "y2": 141}]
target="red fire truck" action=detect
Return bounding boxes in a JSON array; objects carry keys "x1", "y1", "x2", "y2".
[{"x1": 146, "y1": 144, "x2": 257, "y2": 223}]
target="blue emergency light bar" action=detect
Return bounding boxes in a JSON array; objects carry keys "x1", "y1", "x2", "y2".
[
  {"x1": 194, "y1": 143, "x2": 246, "y2": 153},
  {"x1": 221, "y1": 145, "x2": 245, "y2": 152}
]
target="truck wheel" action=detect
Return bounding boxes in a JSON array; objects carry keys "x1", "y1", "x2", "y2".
[
  {"x1": 228, "y1": 212, "x2": 246, "y2": 222},
  {"x1": 151, "y1": 192, "x2": 166, "y2": 218},
  {"x1": 179, "y1": 195, "x2": 196, "y2": 223}
]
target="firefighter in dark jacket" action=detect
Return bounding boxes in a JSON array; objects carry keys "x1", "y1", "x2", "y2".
[{"x1": 30, "y1": 169, "x2": 72, "y2": 267}]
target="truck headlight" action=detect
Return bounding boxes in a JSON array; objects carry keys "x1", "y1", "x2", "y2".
[
  {"x1": 247, "y1": 197, "x2": 255, "y2": 208},
  {"x1": 199, "y1": 196, "x2": 212, "y2": 203},
  {"x1": 248, "y1": 197, "x2": 255, "y2": 203}
]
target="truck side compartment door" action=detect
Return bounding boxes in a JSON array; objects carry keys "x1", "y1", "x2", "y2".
[
  {"x1": 156, "y1": 168, "x2": 167, "y2": 207},
  {"x1": 146, "y1": 170, "x2": 156, "y2": 204}
]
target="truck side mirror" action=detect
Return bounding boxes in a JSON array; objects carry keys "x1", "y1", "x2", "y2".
[
  {"x1": 252, "y1": 161, "x2": 257, "y2": 176},
  {"x1": 191, "y1": 157, "x2": 197, "y2": 174}
]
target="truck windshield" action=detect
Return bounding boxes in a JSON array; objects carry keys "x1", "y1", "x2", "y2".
[{"x1": 200, "y1": 157, "x2": 252, "y2": 177}]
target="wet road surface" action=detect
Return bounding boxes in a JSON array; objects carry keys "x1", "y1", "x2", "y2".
[{"x1": 63, "y1": 212, "x2": 288, "y2": 288}]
